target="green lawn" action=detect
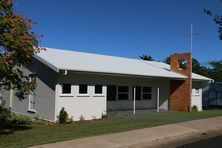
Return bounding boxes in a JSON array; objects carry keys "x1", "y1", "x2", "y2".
[
  {"x1": 1, "y1": 110, "x2": 222, "y2": 148},
  {"x1": 147, "y1": 109, "x2": 222, "y2": 118}
]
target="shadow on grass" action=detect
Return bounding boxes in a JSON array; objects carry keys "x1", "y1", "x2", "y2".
[{"x1": 0, "y1": 123, "x2": 32, "y2": 135}]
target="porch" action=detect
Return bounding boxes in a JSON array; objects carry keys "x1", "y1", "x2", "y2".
[{"x1": 106, "y1": 81, "x2": 170, "y2": 114}]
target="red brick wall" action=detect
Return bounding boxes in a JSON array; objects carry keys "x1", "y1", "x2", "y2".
[{"x1": 170, "y1": 53, "x2": 192, "y2": 112}]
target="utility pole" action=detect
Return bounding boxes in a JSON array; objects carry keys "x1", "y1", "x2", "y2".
[
  {"x1": 185, "y1": 23, "x2": 199, "y2": 111},
  {"x1": 190, "y1": 23, "x2": 193, "y2": 112}
]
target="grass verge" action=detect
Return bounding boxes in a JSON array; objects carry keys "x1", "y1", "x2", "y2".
[{"x1": 1, "y1": 109, "x2": 222, "y2": 148}]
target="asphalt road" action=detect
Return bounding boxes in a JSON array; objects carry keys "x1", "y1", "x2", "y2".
[{"x1": 179, "y1": 135, "x2": 222, "y2": 148}]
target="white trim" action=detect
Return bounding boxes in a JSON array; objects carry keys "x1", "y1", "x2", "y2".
[
  {"x1": 192, "y1": 88, "x2": 201, "y2": 96},
  {"x1": 133, "y1": 86, "x2": 136, "y2": 114},
  {"x1": 28, "y1": 77, "x2": 36, "y2": 112},
  {"x1": 77, "y1": 94, "x2": 90, "y2": 97},
  {"x1": 34, "y1": 55, "x2": 59, "y2": 73},
  {"x1": 27, "y1": 109, "x2": 36, "y2": 113},
  {"x1": 59, "y1": 94, "x2": 74, "y2": 97},
  {"x1": 9, "y1": 84, "x2": 13, "y2": 109},
  {"x1": 157, "y1": 80, "x2": 160, "y2": 112},
  {"x1": 55, "y1": 84, "x2": 59, "y2": 121},
  {"x1": 28, "y1": 93, "x2": 36, "y2": 112},
  {"x1": 93, "y1": 95, "x2": 105, "y2": 97}
]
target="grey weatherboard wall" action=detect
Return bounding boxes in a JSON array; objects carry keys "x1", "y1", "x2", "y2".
[{"x1": 1, "y1": 57, "x2": 57, "y2": 121}]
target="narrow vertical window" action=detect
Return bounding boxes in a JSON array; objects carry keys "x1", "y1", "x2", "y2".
[{"x1": 28, "y1": 74, "x2": 36, "y2": 112}]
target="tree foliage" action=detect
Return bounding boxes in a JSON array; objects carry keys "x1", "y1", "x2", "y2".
[
  {"x1": 57, "y1": 107, "x2": 68, "y2": 124},
  {"x1": 208, "y1": 61, "x2": 222, "y2": 82},
  {"x1": 203, "y1": 6, "x2": 222, "y2": 81},
  {"x1": 140, "y1": 54, "x2": 154, "y2": 61},
  {"x1": 204, "y1": 8, "x2": 222, "y2": 40},
  {"x1": 163, "y1": 56, "x2": 222, "y2": 82},
  {"x1": 0, "y1": 0, "x2": 44, "y2": 100}
]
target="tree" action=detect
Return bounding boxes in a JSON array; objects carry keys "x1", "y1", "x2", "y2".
[
  {"x1": 204, "y1": 8, "x2": 222, "y2": 40},
  {"x1": 163, "y1": 56, "x2": 170, "y2": 64},
  {"x1": 140, "y1": 54, "x2": 154, "y2": 61},
  {"x1": 0, "y1": 0, "x2": 44, "y2": 100},
  {"x1": 163, "y1": 56, "x2": 209, "y2": 76},
  {"x1": 208, "y1": 60, "x2": 222, "y2": 82}
]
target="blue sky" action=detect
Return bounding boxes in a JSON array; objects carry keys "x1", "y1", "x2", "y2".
[{"x1": 14, "y1": 0, "x2": 222, "y2": 64}]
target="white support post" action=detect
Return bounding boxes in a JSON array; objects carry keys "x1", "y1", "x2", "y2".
[
  {"x1": 9, "y1": 82, "x2": 13, "y2": 110},
  {"x1": 133, "y1": 86, "x2": 136, "y2": 115},
  {"x1": 157, "y1": 80, "x2": 160, "y2": 112}
]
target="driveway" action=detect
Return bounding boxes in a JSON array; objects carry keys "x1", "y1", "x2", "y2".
[{"x1": 30, "y1": 116, "x2": 222, "y2": 148}]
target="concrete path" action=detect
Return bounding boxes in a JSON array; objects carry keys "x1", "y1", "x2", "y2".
[{"x1": 31, "y1": 116, "x2": 222, "y2": 148}]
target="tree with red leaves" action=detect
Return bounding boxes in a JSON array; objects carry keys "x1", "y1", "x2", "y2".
[{"x1": 0, "y1": 0, "x2": 44, "y2": 100}]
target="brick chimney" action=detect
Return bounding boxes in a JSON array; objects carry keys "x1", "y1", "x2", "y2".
[{"x1": 170, "y1": 53, "x2": 192, "y2": 112}]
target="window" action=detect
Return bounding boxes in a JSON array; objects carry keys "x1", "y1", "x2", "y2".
[
  {"x1": 61, "y1": 84, "x2": 71, "y2": 94},
  {"x1": 118, "y1": 86, "x2": 129, "y2": 100},
  {"x1": 28, "y1": 74, "x2": 36, "y2": 112},
  {"x1": 192, "y1": 89, "x2": 200, "y2": 95},
  {"x1": 107, "y1": 85, "x2": 116, "y2": 101},
  {"x1": 179, "y1": 59, "x2": 188, "y2": 70},
  {"x1": 95, "y1": 85, "x2": 103, "y2": 94},
  {"x1": 143, "y1": 86, "x2": 152, "y2": 100},
  {"x1": 79, "y1": 84, "x2": 88, "y2": 94},
  {"x1": 28, "y1": 94, "x2": 36, "y2": 112}
]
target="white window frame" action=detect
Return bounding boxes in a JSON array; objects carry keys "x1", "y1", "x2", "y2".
[
  {"x1": 93, "y1": 85, "x2": 104, "y2": 97},
  {"x1": 192, "y1": 88, "x2": 201, "y2": 96},
  {"x1": 77, "y1": 84, "x2": 90, "y2": 97},
  {"x1": 60, "y1": 84, "x2": 74, "y2": 97},
  {"x1": 28, "y1": 77, "x2": 36, "y2": 112}
]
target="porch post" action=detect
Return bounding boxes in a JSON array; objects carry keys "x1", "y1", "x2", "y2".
[
  {"x1": 157, "y1": 80, "x2": 160, "y2": 112},
  {"x1": 133, "y1": 86, "x2": 136, "y2": 115},
  {"x1": 9, "y1": 82, "x2": 13, "y2": 110}
]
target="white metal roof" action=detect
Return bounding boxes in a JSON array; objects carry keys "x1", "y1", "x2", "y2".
[
  {"x1": 34, "y1": 47, "x2": 211, "y2": 81},
  {"x1": 145, "y1": 61, "x2": 212, "y2": 81}
]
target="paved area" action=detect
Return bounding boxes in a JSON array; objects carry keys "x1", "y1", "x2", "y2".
[
  {"x1": 115, "y1": 109, "x2": 204, "y2": 121},
  {"x1": 31, "y1": 116, "x2": 222, "y2": 148}
]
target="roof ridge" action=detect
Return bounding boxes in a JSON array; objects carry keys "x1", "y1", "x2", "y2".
[{"x1": 43, "y1": 47, "x2": 142, "y2": 62}]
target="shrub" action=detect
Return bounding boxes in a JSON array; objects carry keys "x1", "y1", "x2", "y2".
[
  {"x1": 66, "y1": 116, "x2": 73, "y2": 124},
  {"x1": 0, "y1": 105, "x2": 12, "y2": 125},
  {"x1": 12, "y1": 115, "x2": 32, "y2": 125},
  {"x1": 57, "y1": 107, "x2": 68, "y2": 124},
  {"x1": 101, "y1": 113, "x2": 108, "y2": 118},
  {"x1": 191, "y1": 105, "x2": 198, "y2": 112}
]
